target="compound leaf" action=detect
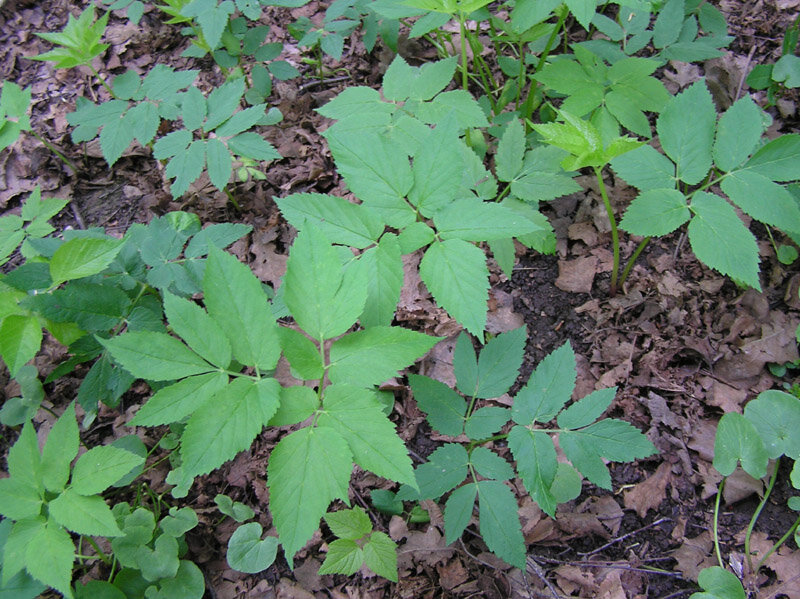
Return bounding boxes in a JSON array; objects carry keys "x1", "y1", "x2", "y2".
[
  {"x1": 318, "y1": 384, "x2": 415, "y2": 486},
  {"x1": 419, "y1": 239, "x2": 489, "y2": 337},
  {"x1": 363, "y1": 531, "x2": 398, "y2": 582},
  {"x1": 470, "y1": 446, "x2": 514, "y2": 481},
  {"x1": 743, "y1": 134, "x2": 800, "y2": 182},
  {"x1": 444, "y1": 482, "x2": 476, "y2": 544},
  {"x1": 508, "y1": 426, "x2": 559, "y2": 517},
  {"x1": 474, "y1": 326, "x2": 526, "y2": 399},
  {"x1": 434, "y1": 198, "x2": 538, "y2": 241},
  {"x1": 0, "y1": 315, "x2": 41, "y2": 378},
  {"x1": 71, "y1": 446, "x2": 145, "y2": 496},
  {"x1": 414, "y1": 443, "x2": 469, "y2": 500},
  {"x1": 50, "y1": 237, "x2": 124, "y2": 285},
  {"x1": 205, "y1": 137, "x2": 231, "y2": 191},
  {"x1": 476, "y1": 480, "x2": 525, "y2": 568},
  {"x1": 324, "y1": 506, "x2": 372, "y2": 541},
  {"x1": 40, "y1": 402, "x2": 79, "y2": 493},
  {"x1": 267, "y1": 426, "x2": 352, "y2": 566},
  {"x1": 359, "y1": 234, "x2": 403, "y2": 328},
  {"x1": 163, "y1": 292, "x2": 231, "y2": 369},
  {"x1": 713, "y1": 96, "x2": 765, "y2": 172},
  {"x1": 610, "y1": 144, "x2": 676, "y2": 192},
  {"x1": 656, "y1": 80, "x2": 715, "y2": 185},
  {"x1": 464, "y1": 406, "x2": 510, "y2": 440},
  {"x1": 102, "y1": 331, "x2": 215, "y2": 381},
  {"x1": 48, "y1": 489, "x2": 122, "y2": 537},
  {"x1": 512, "y1": 342, "x2": 575, "y2": 426},
  {"x1": 204, "y1": 247, "x2": 280, "y2": 370},
  {"x1": 181, "y1": 377, "x2": 280, "y2": 478},
  {"x1": 129, "y1": 372, "x2": 228, "y2": 426},
  {"x1": 318, "y1": 539, "x2": 363, "y2": 576},
  {"x1": 688, "y1": 192, "x2": 761, "y2": 290},
  {"x1": 25, "y1": 521, "x2": 74, "y2": 598},
  {"x1": 328, "y1": 326, "x2": 440, "y2": 387},
  {"x1": 720, "y1": 171, "x2": 800, "y2": 233},
  {"x1": 409, "y1": 374, "x2": 466, "y2": 436},
  {"x1": 557, "y1": 387, "x2": 616, "y2": 430},
  {"x1": 619, "y1": 189, "x2": 690, "y2": 236}
]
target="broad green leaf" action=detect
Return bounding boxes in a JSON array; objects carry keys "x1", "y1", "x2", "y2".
[
  {"x1": 214, "y1": 105, "x2": 266, "y2": 138},
  {"x1": 411, "y1": 56, "x2": 458, "y2": 100},
  {"x1": 453, "y1": 332, "x2": 478, "y2": 397},
  {"x1": 656, "y1": 80, "x2": 715, "y2": 185},
  {"x1": 382, "y1": 55, "x2": 416, "y2": 101},
  {"x1": 535, "y1": 58, "x2": 596, "y2": 96},
  {"x1": 159, "y1": 506, "x2": 199, "y2": 537},
  {"x1": 316, "y1": 86, "x2": 393, "y2": 121},
  {"x1": 610, "y1": 145, "x2": 676, "y2": 192},
  {"x1": 129, "y1": 372, "x2": 227, "y2": 426},
  {"x1": 326, "y1": 131, "x2": 414, "y2": 228},
  {"x1": 743, "y1": 134, "x2": 800, "y2": 182},
  {"x1": 550, "y1": 462, "x2": 582, "y2": 504},
  {"x1": 324, "y1": 506, "x2": 372, "y2": 541},
  {"x1": 474, "y1": 327, "x2": 526, "y2": 399},
  {"x1": 31, "y1": 282, "x2": 130, "y2": 332},
  {"x1": 414, "y1": 443, "x2": 469, "y2": 500},
  {"x1": 181, "y1": 377, "x2": 280, "y2": 478},
  {"x1": 277, "y1": 193, "x2": 384, "y2": 249},
  {"x1": 557, "y1": 387, "x2": 616, "y2": 430},
  {"x1": 564, "y1": 0, "x2": 597, "y2": 29},
  {"x1": 74, "y1": 581, "x2": 126, "y2": 599},
  {"x1": 494, "y1": 118, "x2": 528, "y2": 181},
  {"x1": 476, "y1": 480, "x2": 525, "y2": 568},
  {"x1": 409, "y1": 374, "x2": 466, "y2": 436},
  {"x1": 605, "y1": 90, "x2": 651, "y2": 137},
  {"x1": 692, "y1": 566, "x2": 746, "y2": 599},
  {"x1": 508, "y1": 426, "x2": 558, "y2": 516},
  {"x1": 512, "y1": 342, "x2": 576, "y2": 426},
  {"x1": 721, "y1": 171, "x2": 800, "y2": 232},
  {"x1": 165, "y1": 139, "x2": 205, "y2": 197},
  {"x1": 414, "y1": 90, "x2": 489, "y2": 129},
  {"x1": 6, "y1": 421, "x2": 41, "y2": 490},
  {"x1": 470, "y1": 446, "x2": 514, "y2": 480},
  {"x1": 464, "y1": 406, "x2": 510, "y2": 439},
  {"x1": 3, "y1": 517, "x2": 45, "y2": 585},
  {"x1": 226, "y1": 132, "x2": 281, "y2": 160},
  {"x1": 153, "y1": 129, "x2": 192, "y2": 159},
  {"x1": 713, "y1": 97, "x2": 765, "y2": 172},
  {"x1": 25, "y1": 521, "x2": 74, "y2": 598},
  {"x1": 0, "y1": 315, "x2": 41, "y2": 377},
  {"x1": 318, "y1": 539, "x2": 363, "y2": 576},
  {"x1": 0, "y1": 478, "x2": 41, "y2": 520},
  {"x1": 267, "y1": 426, "x2": 352, "y2": 565},
  {"x1": 278, "y1": 328, "x2": 323, "y2": 381},
  {"x1": 184, "y1": 222, "x2": 251, "y2": 258},
  {"x1": 419, "y1": 239, "x2": 489, "y2": 337},
  {"x1": 205, "y1": 138, "x2": 231, "y2": 191},
  {"x1": 215, "y1": 493, "x2": 255, "y2": 522},
  {"x1": 48, "y1": 489, "x2": 122, "y2": 537},
  {"x1": 743, "y1": 390, "x2": 800, "y2": 459},
  {"x1": 687, "y1": 192, "x2": 761, "y2": 290},
  {"x1": 99, "y1": 114, "x2": 135, "y2": 167},
  {"x1": 226, "y1": 523, "x2": 278, "y2": 573},
  {"x1": 444, "y1": 483, "x2": 476, "y2": 544},
  {"x1": 713, "y1": 412, "x2": 769, "y2": 479},
  {"x1": 652, "y1": 0, "x2": 683, "y2": 48},
  {"x1": 50, "y1": 237, "x2": 124, "y2": 284},
  {"x1": 363, "y1": 531, "x2": 398, "y2": 582},
  {"x1": 103, "y1": 331, "x2": 215, "y2": 381},
  {"x1": 360, "y1": 234, "x2": 403, "y2": 327},
  {"x1": 619, "y1": 189, "x2": 690, "y2": 236},
  {"x1": 40, "y1": 402, "x2": 79, "y2": 493},
  {"x1": 163, "y1": 292, "x2": 231, "y2": 368},
  {"x1": 134, "y1": 533, "x2": 179, "y2": 582},
  {"x1": 204, "y1": 78, "x2": 245, "y2": 131},
  {"x1": 283, "y1": 225, "x2": 367, "y2": 340},
  {"x1": 560, "y1": 419, "x2": 656, "y2": 489},
  {"x1": 408, "y1": 115, "x2": 462, "y2": 216},
  {"x1": 328, "y1": 327, "x2": 440, "y2": 387},
  {"x1": 70, "y1": 446, "x2": 145, "y2": 495},
  {"x1": 204, "y1": 247, "x2": 280, "y2": 370},
  {"x1": 489, "y1": 237, "x2": 516, "y2": 278},
  {"x1": 318, "y1": 384, "x2": 415, "y2": 486},
  {"x1": 434, "y1": 198, "x2": 538, "y2": 241},
  {"x1": 773, "y1": 54, "x2": 800, "y2": 87}
]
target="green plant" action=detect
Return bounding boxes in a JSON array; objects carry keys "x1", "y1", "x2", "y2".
[
  {"x1": 746, "y1": 14, "x2": 800, "y2": 105},
  {"x1": 0, "y1": 403, "x2": 145, "y2": 598},
  {"x1": 372, "y1": 328, "x2": 656, "y2": 567},
  {"x1": 318, "y1": 506, "x2": 397, "y2": 581},
  {"x1": 0, "y1": 81, "x2": 32, "y2": 153},
  {"x1": 281, "y1": 56, "x2": 563, "y2": 336},
  {"x1": 692, "y1": 389, "x2": 800, "y2": 598},
  {"x1": 31, "y1": 6, "x2": 110, "y2": 73},
  {"x1": 611, "y1": 80, "x2": 800, "y2": 293}
]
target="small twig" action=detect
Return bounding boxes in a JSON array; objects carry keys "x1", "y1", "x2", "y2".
[
  {"x1": 579, "y1": 517, "x2": 672, "y2": 557},
  {"x1": 71, "y1": 203, "x2": 86, "y2": 229},
  {"x1": 536, "y1": 556, "x2": 684, "y2": 578},
  {"x1": 526, "y1": 556, "x2": 563, "y2": 599},
  {"x1": 298, "y1": 75, "x2": 350, "y2": 92},
  {"x1": 734, "y1": 46, "x2": 757, "y2": 102}
]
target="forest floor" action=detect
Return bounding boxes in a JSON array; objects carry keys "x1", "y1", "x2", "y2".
[{"x1": 1, "y1": 0, "x2": 800, "y2": 597}]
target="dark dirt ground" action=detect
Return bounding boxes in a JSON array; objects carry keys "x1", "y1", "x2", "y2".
[{"x1": 1, "y1": 0, "x2": 800, "y2": 597}]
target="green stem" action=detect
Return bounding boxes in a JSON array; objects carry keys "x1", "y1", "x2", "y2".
[
  {"x1": 594, "y1": 166, "x2": 620, "y2": 296},
  {"x1": 519, "y1": 11, "x2": 566, "y2": 124},
  {"x1": 30, "y1": 131, "x2": 78, "y2": 175},
  {"x1": 713, "y1": 477, "x2": 726, "y2": 569},
  {"x1": 514, "y1": 41, "x2": 525, "y2": 109},
  {"x1": 744, "y1": 459, "x2": 780, "y2": 574},
  {"x1": 618, "y1": 237, "x2": 650, "y2": 289},
  {"x1": 466, "y1": 432, "x2": 508, "y2": 452},
  {"x1": 89, "y1": 65, "x2": 116, "y2": 98},
  {"x1": 84, "y1": 536, "x2": 112, "y2": 566},
  {"x1": 224, "y1": 187, "x2": 241, "y2": 211},
  {"x1": 755, "y1": 514, "x2": 800, "y2": 574}
]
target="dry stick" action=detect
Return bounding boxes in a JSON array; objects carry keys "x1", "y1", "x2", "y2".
[
  {"x1": 525, "y1": 556, "x2": 564, "y2": 599},
  {"x1": 536, "y1": 556, "x2": 684, "y2": 578},
  {"x1": 578, "y1": 517, "x2": 672, "y2": 557},
  {"x1": 734, "y1": 46, "x2": 758, "y2": 103}
]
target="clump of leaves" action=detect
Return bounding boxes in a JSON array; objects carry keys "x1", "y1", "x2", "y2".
[
  {"x1": 31, "y1": 6, "x2": 109, "y2": 70},
  {"x1": 0, "y1": 403, "x2": 145, "y2": 598},
  {"x1": 0, "y1": 81, "x2": 31, "y2": 152},
  {"x1": 375, "y1": 328, "x2": 656, "y2": 568},
  {"x1": 319, "y1": 506, "x2": 397, "y2": 581}
]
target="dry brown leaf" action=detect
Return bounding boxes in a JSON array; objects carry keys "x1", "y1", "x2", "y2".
[
  {"x1": 397, "y1": 526, "x2": 454, "y2": 570},
  {"x1": 708, "y1": 380, "x2": 747, "y2": 414},
  {"x1": 555, "y1": 564, "x2": 599, "y2": 595},
  {"x1": 596, "y1": 569, "x2": 626, "y2": 599},
  {"x1": 672, "y1": 532, "x2": 716, "y2": 581},
  {"x1": 437, "y1": 559, "x2": 470, "y2": 590},
  {"x1": 555, "y1": 256, "x2": 598, "y2": 293},
  {"x1": 277, "y1": 578, "x2": 316, "y2": 599},
  {"x1": 623, "y1": 461, "x2": 673, "y2": 518}
]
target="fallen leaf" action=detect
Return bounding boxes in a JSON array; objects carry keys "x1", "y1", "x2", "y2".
[
  {"x1": 624, "y1": 462, "x2": 673, "y2": 518},
  {"x1": 555, "y1": 255, "x2": 598, "y2": 293}
]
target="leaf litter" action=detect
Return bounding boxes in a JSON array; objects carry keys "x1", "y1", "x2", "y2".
[{"x1": 1, "y1": 0, "x2": 800, "y2": 597}]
